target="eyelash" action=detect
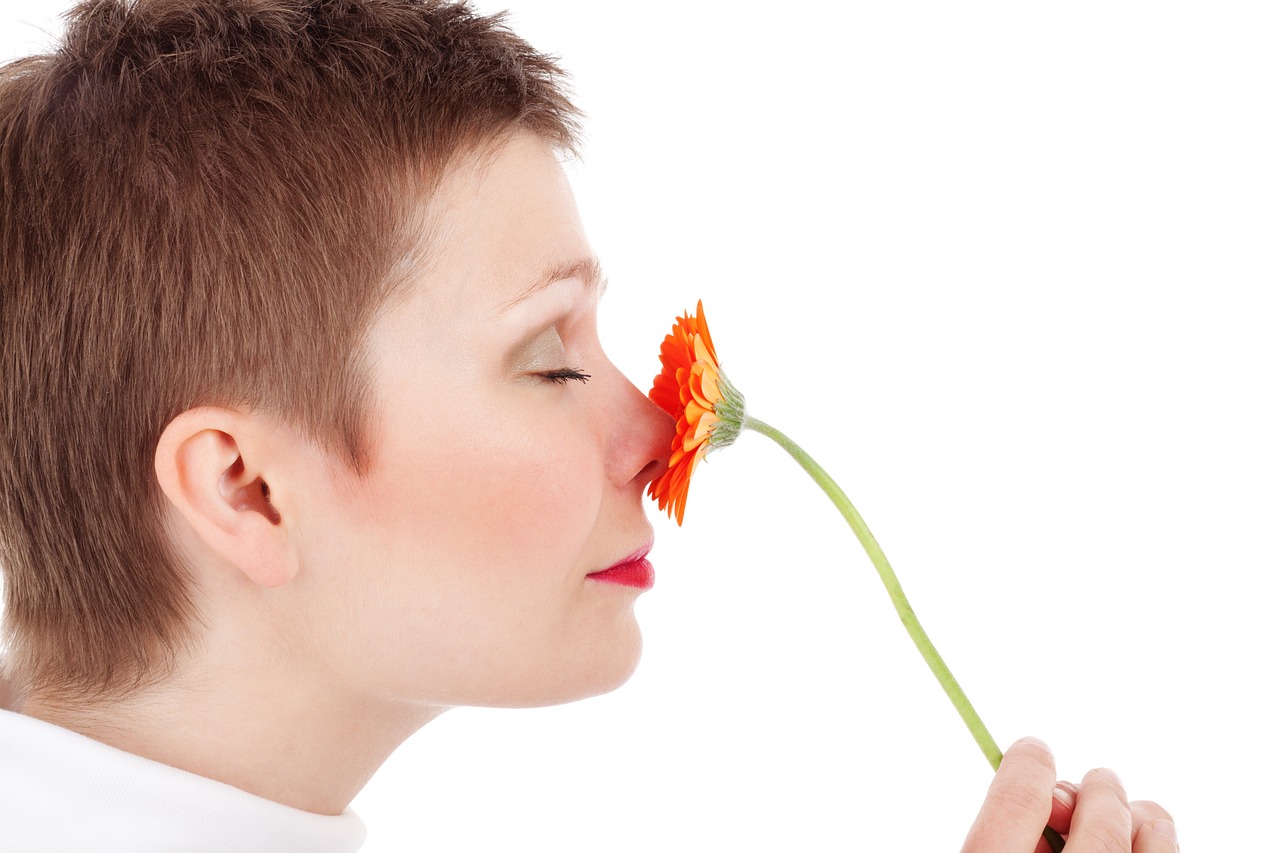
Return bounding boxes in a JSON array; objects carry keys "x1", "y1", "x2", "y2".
[{"x1": 536, "y1": 367, "x2": 592, "y2": 385}]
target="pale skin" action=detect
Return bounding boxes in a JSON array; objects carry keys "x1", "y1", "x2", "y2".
[
  {"x1": 11, "y1": 132, "x2": 1175, "y2": 849},
  {"x1": 966, "y1": 738, "x2": 1179, "y2": 853}
]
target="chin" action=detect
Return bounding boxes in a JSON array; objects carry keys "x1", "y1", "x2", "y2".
[
  {"x1": 584, "y1": 613, "x2": 644, "y2": 696},
  {"x1": 505, "y1": 621, "x2": 644, "y2": 709},
  {"x1": 584, "y1": 635, "x2": 644, "y2": 700}
]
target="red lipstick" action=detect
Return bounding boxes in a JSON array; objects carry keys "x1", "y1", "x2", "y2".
[{"x1": 587, "y1": 542, "x2": 655, "y2": 590}]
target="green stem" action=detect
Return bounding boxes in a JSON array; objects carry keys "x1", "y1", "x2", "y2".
[
  {"x1": 743, "y1": 416, "x2": 1065, "y2": 852},
  {"x1": 744, "y1": 415, "x2": 1002, "y2": 769}
]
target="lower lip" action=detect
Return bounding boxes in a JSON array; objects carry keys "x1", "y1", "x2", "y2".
[{"x1": 587, "y1": 558, "x2": 655, "y2": 590}]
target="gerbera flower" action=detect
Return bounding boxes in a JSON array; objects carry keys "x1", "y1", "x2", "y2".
[{"x1": 647, "y1": 301, "x2": 744, "y2": 525}]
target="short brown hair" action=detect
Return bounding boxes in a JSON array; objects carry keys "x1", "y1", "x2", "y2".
[{"x1": 0, "y1": 0, "x2": 579, "y2": 702}]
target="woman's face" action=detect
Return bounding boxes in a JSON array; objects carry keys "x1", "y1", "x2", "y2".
[{"x1": 294, "y1": 132, "x2": 673, "y2": 709}]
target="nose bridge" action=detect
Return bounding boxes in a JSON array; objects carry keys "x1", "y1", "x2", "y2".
[{"x1": 599, "y1": 358, "x2": 676, "y2": 488}]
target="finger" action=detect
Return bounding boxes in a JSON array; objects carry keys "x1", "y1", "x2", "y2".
[
  {"x1": 1129, "y1": 801, "x2": 1173, "y2": 843},
  {"x1": 1049, "y1": 781, "x2": 1079, "y2": 836},
  {"x1": 1134, "y1": 818, "x2": 1179, "y2": 853},
  {"x1": 1063, "y1": 768, "x2": 1131, "y2": 853},
  {"x1": 1035, "y1": 781, "x2": 1077, "y2": 853},
  {"x1": 961, "y1": 737, "x2": 1057, "y2": 853}
]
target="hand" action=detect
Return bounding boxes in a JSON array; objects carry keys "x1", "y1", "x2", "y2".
[{"x1": 961, "y1": 737, "x2": 1178, "y2": 852}]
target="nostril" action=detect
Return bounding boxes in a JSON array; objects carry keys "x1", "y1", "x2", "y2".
[{"x1": 634, "y1": 456, "x2": 666, "y2": 485}]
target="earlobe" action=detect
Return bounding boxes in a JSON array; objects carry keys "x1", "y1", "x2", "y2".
[{"x1": 155, "y1": 408, "x2": 299, "y2": 589}]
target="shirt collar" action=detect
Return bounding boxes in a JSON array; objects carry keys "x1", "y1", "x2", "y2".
[{"x1": 0, "y1": 707, "x2": 367, "y2": 852}]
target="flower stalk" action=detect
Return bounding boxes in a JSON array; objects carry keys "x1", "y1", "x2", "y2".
[
  {"x1": 743, "y1": 416, "x2": 1002, "y2": 769},
  {"x1": 743, "y1": 415, "x2": 1065, "y2": 853}
]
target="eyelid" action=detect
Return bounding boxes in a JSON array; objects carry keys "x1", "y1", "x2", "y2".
[{"x1": 510, "y1": 325, "x2": 567, "y2": 372}]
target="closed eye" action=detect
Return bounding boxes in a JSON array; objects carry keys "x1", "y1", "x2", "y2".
[{"x1": 537, "y1": 368, "x2": 592, "y2": 385}]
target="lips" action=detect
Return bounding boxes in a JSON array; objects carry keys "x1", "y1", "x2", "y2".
[{"x1": 587, "y1": 541, "x2": 655, "y2": 590}]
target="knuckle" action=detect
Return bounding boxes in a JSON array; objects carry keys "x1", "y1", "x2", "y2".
[
  {"x1": 1135, "y1": 819, "x2": 1179, "y2": 852},
  {"x1": 1075, "y1": 815, "x2": 1132, "y2": 853},
  {"x1": 1130, "y1": 799, "x2": 1173, "y2": 824},
  {"x1": 991, "y1": 772, "x2": 1050, "y2": 819}
]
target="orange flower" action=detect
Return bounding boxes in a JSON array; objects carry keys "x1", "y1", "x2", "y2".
[{"x1": 647, "y1": 301, "x2": 745, "y2": 525}]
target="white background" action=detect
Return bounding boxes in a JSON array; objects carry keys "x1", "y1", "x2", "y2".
[{"x1": 4, "y1": 2, "x2": 1278, "y2": 850}]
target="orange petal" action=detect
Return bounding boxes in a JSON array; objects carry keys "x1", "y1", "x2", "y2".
[
  {"x1": 684, "y1": 411, "x2": 717, "y2": 452},
  {"x1": 646, "y1": 300, "x2": 726, "y2": 526},
  {"x1": 694, "y1": 301, "x2": 719, "y2": 365}
]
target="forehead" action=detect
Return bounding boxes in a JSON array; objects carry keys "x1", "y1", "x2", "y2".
[
  {"x1": 363, "y1": 132, "x2": 596, "y2": 382},
  {"x1": 397, "y1": 132, "x2": 591, "y2": 320}
]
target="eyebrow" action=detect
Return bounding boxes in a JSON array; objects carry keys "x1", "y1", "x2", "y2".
[{"x1": 501, "y1": 256, "x2": 608, "y2": 311}]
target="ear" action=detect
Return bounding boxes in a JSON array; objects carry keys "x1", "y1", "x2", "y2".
[{"x1": 154, "y1": 407, "x2": 300, "y2": 589}]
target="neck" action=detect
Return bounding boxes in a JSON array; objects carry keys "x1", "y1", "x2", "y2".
[{"x1": 20, "y1": 656, "x2": 445, "y2": 816}]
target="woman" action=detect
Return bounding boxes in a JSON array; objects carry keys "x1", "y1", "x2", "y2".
[{"x1": 0, "y1": 1, "x2": 1175, "y2": 850}]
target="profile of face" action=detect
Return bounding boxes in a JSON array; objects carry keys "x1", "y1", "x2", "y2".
[{"x1": 279, "y1": 132, "x2": 674, "y2": 711}]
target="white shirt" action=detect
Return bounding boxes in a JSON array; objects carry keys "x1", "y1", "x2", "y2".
[{"x1": 0, "y1": 708, "x2": 366, "y2": 852}]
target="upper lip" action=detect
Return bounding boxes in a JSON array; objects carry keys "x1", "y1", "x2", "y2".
[{"x1": 591, "y1": 535, "x2": 654, "y2": 574}]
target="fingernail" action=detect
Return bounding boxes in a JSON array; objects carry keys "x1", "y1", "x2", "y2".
[
  {"x1": 1152, "y1": 819, "x2": 1178, "y2": 844},
  {"x1": 1051, "y1": 782, "x2": 1077, "y2": 811}
]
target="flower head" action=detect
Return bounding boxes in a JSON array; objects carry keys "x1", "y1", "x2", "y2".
[{"x1": 647, "y1": 301, "x2": 745, "y2": 525}]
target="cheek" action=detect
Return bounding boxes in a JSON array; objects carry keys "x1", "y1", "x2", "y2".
[
  {"x1": 305, "y1": 392, "x2": 619, "y2": 705},
  {"x1": 368, "y1": 402, "x2": 602, "y2": 586}
]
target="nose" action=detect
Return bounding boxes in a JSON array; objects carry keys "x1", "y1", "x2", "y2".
[{"x1": 603, "y1": 363, "x2": 676, "y2": 490}]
